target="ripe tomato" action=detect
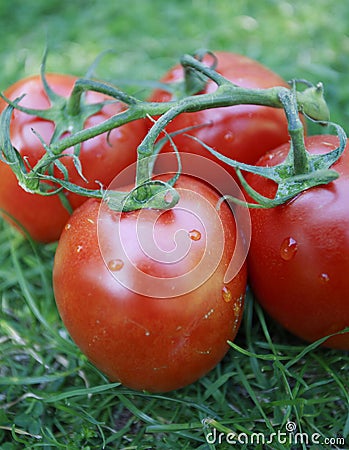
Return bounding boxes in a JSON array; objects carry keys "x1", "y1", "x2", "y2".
[
  {"x1": 149, "y1": 51, "x2": 292, "y2": 172},
  {"x1": 0, "y1": 74, "x2": 147, "y2": 242},
  {"x1": 246, "y1": 135, "x2": 349, "y2": 349},
  {"x1": 53, "y1": 175, "x2": 247, "y2": 392}
]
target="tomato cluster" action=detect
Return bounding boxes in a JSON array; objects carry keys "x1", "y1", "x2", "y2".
[{"x1": 1, "y1": 51, "x2": 348, "y2": 393}]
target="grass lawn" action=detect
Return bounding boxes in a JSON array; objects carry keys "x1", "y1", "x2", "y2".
[{"x1": 0, "y1": 1, "x2": 348, "y2": 448}]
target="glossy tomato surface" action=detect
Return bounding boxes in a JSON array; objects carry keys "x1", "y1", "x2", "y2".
[
  {"x1": 0, "y1": 74, "x2": 147, "y2": 242},
  {"x1": 53, "y1": 175, "x2": 247, "y2": 392},
  {"x1": 149, "y1": 51, "x2": 292, "y2": 173},
  {"x1": 246, "y1": 135, "x2": 349, "y2": 349}
]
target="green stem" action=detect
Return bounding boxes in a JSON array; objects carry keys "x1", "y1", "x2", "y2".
[
  {"x1": 67, "y1": 78, "x2": 139, "y2": 116},
  {"x1": 278, "y1": 89, "x2": 309, "y2": 175},
  {"x1": 50, "y1": 83, "x2": 324, "y2": 157},
  {"x1": 180, "y1": 53, "x2": 230, "y2": 87},
  {"x1": 66, "y1": 83, "x2": 84, "y2": 117},
  {"x1": 135, "y1": 102, "x2": 190, "y2": 187},
  {"x1": 0, "y1": 51, "x2": 334, "y2": 211}
]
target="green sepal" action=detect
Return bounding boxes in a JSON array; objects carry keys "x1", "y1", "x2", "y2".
[
  {"x1": 186, "y1": 118, "x2": 346, "y2": 209},
  {"x1": 105, "y1": 180, "x2": 180, "y2": 212},
  {"x1": 0, "y1": 103, "x2": 38, "y2": 191}
]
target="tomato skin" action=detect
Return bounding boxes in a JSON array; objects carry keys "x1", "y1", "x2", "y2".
[
  {"x1": 246, "y1": 135, "x2": 349, "y2": 349},
  {"x1": 0, "y1": 74, "x2": 147, "y2": 242},
  {"x1": 149, "y1": 51, "x2": 292, "y2": 171},
  {"x1": 53, "y1": 175, "x2": 247, "y2": 392}
]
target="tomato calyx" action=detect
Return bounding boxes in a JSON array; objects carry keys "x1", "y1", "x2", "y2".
[
  {"x1": 0, "y1": 54, "x2": 116, "y2": 197},
  {"x1": 1, "y1": 52, "x2": 113, "y2": 148},
  {"x1": 187, "y1": 86, "x2": 347, "y2": 208},
  {"x1": 105, "y1": 179, "x2": 180, "y2": 211}
]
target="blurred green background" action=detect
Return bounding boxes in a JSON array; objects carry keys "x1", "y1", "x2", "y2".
[{"x1": 1, "y1": 0, "x2": 349, "y2": 130}]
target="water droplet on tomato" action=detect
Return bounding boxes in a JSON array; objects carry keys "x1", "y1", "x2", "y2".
[
  {"x1": 224, "y1": 131, "x2": 234, "y2": 142},
  {"x1": 222, "y1": 286, "x2": 232, "y2": 302},
  {"x1": 233, "y1": 302, "x2": 241, "y2": 318},
  {"x1": 280, "y1": 237, "x2": 298, "y2": 261},
  {"x1": 319, "y1": 273, "x2": 330, "y2": 283},
  {"x1": 204, "y1": 308, "x2": 215, "y2": 319},
  {"x1": 108, "y1": 259, "x2": 124, "y2": 271},
  {"x1": 189, "y1": 229, "x2": 201, "y2": 241}
]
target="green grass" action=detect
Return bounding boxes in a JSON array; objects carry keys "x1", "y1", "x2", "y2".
[{"x1": 1, "y1": 1, "x2": 349, "y2": 448}]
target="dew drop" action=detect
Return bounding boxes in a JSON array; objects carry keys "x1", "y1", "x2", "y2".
[
  {"x1": 76, "y1": 245, "x2": 83, "y2": 253},
  {"x1": 108, "y1": 259, "x2": 124, "y2": 271},
  {"x1": 189, "y1": 229, "x2": 201, "y2": 241},
  {"x1": 224, "y1": 131, "x2": 234, "y2": 142},
  {"x1": 204, "y1": 308, "x2": 215, "y2": 319},
  {"x1": 233, "y1": 302, "x2": 241, "y2": 317},
  {"x1": 231, "y1": 297, "x2": 243, "y2": 333},
  {"x1": 65, "y1": 223, "x2": 71, "y2": 231},
  {"x1": 319, "y1": 273, "x2": 330, "y2": 283},
  {"x1": 222, "y1": 286, "x2": 232, "y2": 303},
  {"x1": 280, "y1": 237, "x2": 298, "y2": 261}
]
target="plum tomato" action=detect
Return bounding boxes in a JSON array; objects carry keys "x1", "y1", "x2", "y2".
[
  {"x1": 246, "y1": 135, "x2": 349, "y2": 349},
  {"x1": 0, "y1": 74, "x2": 147, "y2": 243},
  {"x1": 148, "y1": 51, "x2": 293, "y2": 173},
  {"x1": 53, "y1": 174, "x2": 247, "y2": 392}
]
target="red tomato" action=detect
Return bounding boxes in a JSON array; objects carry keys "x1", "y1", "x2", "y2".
[
  {"x1": 0, "y1": 74, "x2": 147, "y2": 242},
  {"x1": 53, "y1": 175, "x2": 247, "y2": 392},
  {"x1": 246, "y1": 135, "x2": 349, "y2": 349},
  {"x1": 149, "y1": 51, "x2": 292, "y2": 173}
]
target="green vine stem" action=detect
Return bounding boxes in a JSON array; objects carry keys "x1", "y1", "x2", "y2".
[
  {"x1": 49, "y1": 78, "x2": 330, "y2": 157},
  {"x1": 0, "y1": 50, "x2": 337, "y2": 212},
  {"x1": 279, "y1": 87, "x2": 309, "y2": 175},
  {"x1": 187, "y1": 87, "x2": 347, "y2": 208}
]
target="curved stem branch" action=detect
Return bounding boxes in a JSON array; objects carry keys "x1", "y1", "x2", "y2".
[
  {"x1": 67, "y1": 78, "x2": 139, "y2": 116},
  {"x1": 180, "y1": 53, "x2": 230, "y2": 87},
  {"x1": 0, "y1": 50, "x2": 335, "y2": 211},
  {"x1": 50, "y1": 85, "x2": 288, "y2": 156},
  {"x1": 278, "y1": 88, "x2": 309, "y2": 175}
]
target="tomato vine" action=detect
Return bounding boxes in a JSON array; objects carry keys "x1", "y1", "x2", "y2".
[{"x1": 0, "y1": 50, "x2": 339, "y2": 213}]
